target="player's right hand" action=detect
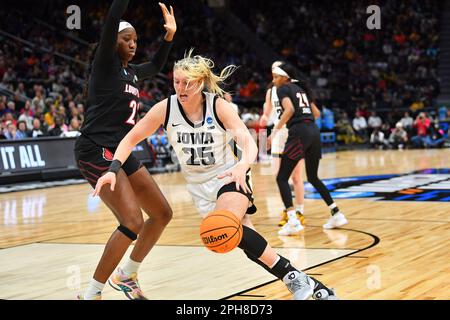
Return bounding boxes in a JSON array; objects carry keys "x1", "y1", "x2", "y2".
[{"x1": 93, "y1": 172, "x2": 116, "y2": 197}]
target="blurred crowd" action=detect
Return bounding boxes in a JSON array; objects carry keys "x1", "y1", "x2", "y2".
[
  {"x1": 231, "y1": 0, "x2": 442, "y2": 110},
  {"x1": 0, "y1": 0, "x2": 447, "y2": 165},
  {"x1": 333, "y1": 105, "x2": 450, "y2": 149}
]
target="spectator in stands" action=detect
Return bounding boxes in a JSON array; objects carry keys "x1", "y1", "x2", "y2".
[
  {"x1": 44, "y1": 104, "x2": 57, "y2": 127},
  {"x1": 6, "y1": 101, "x2": 19, "y2": 119},
  {"x1": 368, "y1": 111, "x2": 382, "y2": 133},
  {"x1": 15, "y1": 82, "x2": 26, "y2": 97},
  {"x1": 400, "y1": 111, "x2": 414, "y2": 134},
  {"x1": 18, "y1": 100, "x2": 34, "y2": 130},
  {"x1": 30, "y1": 118, "x2": 45, "y2": 138},
  {"x1": 352, "y1": 111, "x2": 368, "y2": 143},
  {"x1": 57, "y1": 105, "x2": 68, "y2": 126},
  {"x1": 335, "y1": 111, "x2": 356, "y2": 145},
  {"x1": 31, "y1": 88, "x2": 45, "y2": 111},
  {"x1": 4, "y1": 122, "x2": 18, "y2": 140},
  {"x1": 61, "y1": 118, "x2": 81, "y2": 138},
  {"x1": 370, "y1": 127, "x2": 388, "y2": 150},
  {"x1": 47, "y1": 116, "x2": 65, "y2": 137},
  {"x1": 424, "y1": 122, "x2": 446, "y2": 148},
  {"x1": 411, "y1": 112, "x2": 431, "y2": 148},
  {"x1": 76, "y1": 103, "x2": 85, "y2": 124},
  {"x1": 15, "y1": 120, "x2": 29, "y2": 139},
  {"x1": 2, "y1": 112, "x2": 16, "y2": 127},
  {"x1": 389, "y1": 122, "x2": 408, "y2": 150}
]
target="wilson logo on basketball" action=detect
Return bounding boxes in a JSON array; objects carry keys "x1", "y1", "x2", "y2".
[
  {"x1": 102, "y1": 148, "x2": 114, "y2": 161},
  {"x1": 202, "y1": 233, "x2": 228, "y2": 245}
]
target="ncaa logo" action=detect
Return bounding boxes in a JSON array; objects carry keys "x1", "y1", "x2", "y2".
[{"x1": 206, "y1": 117, "x2": 213, "y2": 125}]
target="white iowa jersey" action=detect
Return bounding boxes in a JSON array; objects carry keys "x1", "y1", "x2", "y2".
[
  {"x1": 165, "y1": 92, "x2": 239, "y2": 184},
  {"x1": 270, "y1": 86, "x2": 285, "y2": 128}
]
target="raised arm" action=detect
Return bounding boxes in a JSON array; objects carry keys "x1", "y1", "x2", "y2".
[
  {"x1": 94, "y1": 0, "x2": 130, "y2": 69},
  {"x1": 132, "y1": 3, "x2": 176, "y2": 80},
  {"x1": 93, "y1": 99, "x2": 167, "y2": 195}
]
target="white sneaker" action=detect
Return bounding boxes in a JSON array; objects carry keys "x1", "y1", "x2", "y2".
[
  {"x1": 283, "y1": 271, "x2": 314, "y2": 300},
  {"x1": 278, "y1": 220, "x2": 304, "y2": 236},
  {"x1": 323, "y1": 212, "x2": 348, "y2": 229}
]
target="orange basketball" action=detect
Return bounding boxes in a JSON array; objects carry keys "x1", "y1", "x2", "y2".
[{"x1": 200, "y1": 210, "x2": 243, "y2": 254}]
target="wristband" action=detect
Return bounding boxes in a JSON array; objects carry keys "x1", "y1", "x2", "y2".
[{"x1": 108, "y1": 159, "x2": 122, "y2": 174}]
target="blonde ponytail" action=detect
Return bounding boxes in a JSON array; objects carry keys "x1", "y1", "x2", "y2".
[{"x1": 174, "y1": 49, "x2": 237, "y2": 97}]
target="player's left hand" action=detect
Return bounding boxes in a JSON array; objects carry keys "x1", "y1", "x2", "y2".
[
  {"x1": 217, "y1": 163, "x2": 250, "y2": 194},
  {"x1": 159, "y1": 3, "x2": 176, "y2": 40}
]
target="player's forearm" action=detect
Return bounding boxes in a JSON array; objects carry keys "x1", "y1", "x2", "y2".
[
  {"x1": 135, "y1": 40, "x2": 173, "y2": 79},
  {"x1": 113, "y1": 137, "x2": 135, "y2": 165},
  {"x1": 274, "y1": 108, "x2": 293, "y2": 131},
  {"x1": 238, "y1": 134, "x2": 258, "y2": 167},
  {"x1": 97, "y1": 0, "x2": 130, "y2": 64}
]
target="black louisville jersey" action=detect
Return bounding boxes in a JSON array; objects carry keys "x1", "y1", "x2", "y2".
[
  {"x1": 81, "y1": 58, "x2": 141, "y2": 148},
  {"x1": 79, "y1": 0, "x2": 172, "y2": 148},
  {"x1": 276, "y1": 82, "x2": 315, "y2": 128}
]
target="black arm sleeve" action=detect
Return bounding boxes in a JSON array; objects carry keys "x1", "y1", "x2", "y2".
[
  {"x1": 94, "y1": 0, "x2": 130, "y2": 69},
  {"x1": 131, "y1": 40, "x2": 173, "y2": 80}
]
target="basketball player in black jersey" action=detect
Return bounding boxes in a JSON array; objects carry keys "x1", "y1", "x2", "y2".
[
  {"x1": 74, "y1": 0, "x2": 176, "y2": 300},
  {"x1": 267, "y1": 62, "x2": 348, "y2": 233}
]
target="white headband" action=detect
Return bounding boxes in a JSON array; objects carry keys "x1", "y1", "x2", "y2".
[
  {"x1": 271, "y1": 61, "x2": 283, "y2": 69},
  {"x1": 118, "y1": 21, "x2": 134, "y2": 33},
  {"x1": 272, "y1": 66, "x2": 299, "y2": 82},
  {"x1": 272, "y1": 66, "x2": 290, "y2": 78}
]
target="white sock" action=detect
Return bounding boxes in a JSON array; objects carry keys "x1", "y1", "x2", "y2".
[
  {"x1": 296, "y1": 204, "x2": 304, "y2": 214},
  {"x1": 122, "y1": 258, "x2": 141, "y2": 276},
  {"x1": 84, "y1": 278, "x2": 105, "y2": 300},
  {"x1": 269, "y1": 255, "x2": 281, "y2": 269},
  {"x1": 329, "y1": 203, "x2": 339, "y2": 216},
  {"x1": 286, "y1": 209, "x2": 298, "y2": 224}
]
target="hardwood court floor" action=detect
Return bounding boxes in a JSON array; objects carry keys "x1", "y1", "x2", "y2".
[{"x1": 0, "y1": 149, "x2": 449, "y2": 300}]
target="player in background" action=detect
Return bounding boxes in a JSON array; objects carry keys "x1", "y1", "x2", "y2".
[
  {"x1": 260, "y1": 61, "x2": 306, "y2": 236},
  {"x1": 267, "y1": 62, "x2": 348, "y2": 232}
]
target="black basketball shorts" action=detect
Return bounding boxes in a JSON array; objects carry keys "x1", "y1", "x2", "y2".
[
  {"x1": 283, "y1": 123, "x2": 322, "y2": 161},
  {"x1": 217, "y1": 170, "x2": 257, "y2": 215},
  {"x1": 74, "y1": 135, "x2": 142, "y2": 187}
]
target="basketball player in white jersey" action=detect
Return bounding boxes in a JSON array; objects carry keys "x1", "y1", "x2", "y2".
[
  {"x1": 94, "y1": 50, "x2": 338, "y2": 300},
  {"x1": 260, "y1": 61, "x2": 306, "y2": 236}
]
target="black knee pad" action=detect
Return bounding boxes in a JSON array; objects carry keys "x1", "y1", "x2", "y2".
[
  {"x1": 117, "y1": 225, "x2": 138, "y2": 241},
  {"x1": 238, "y1": 225, "x2": 268, "y2": 258}
]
